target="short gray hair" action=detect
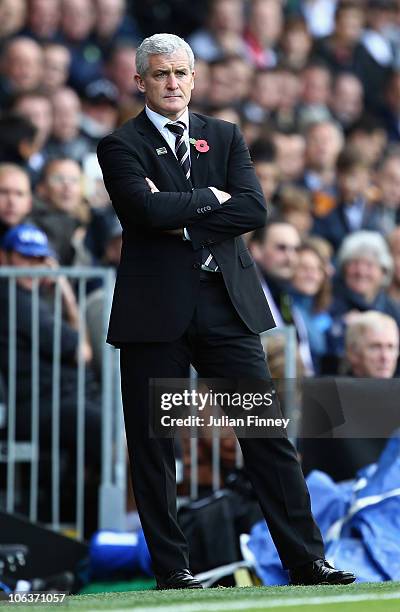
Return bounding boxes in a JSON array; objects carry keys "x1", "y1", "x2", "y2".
[
  {"x1": 337, "y1": 230, "x2": 393, "y2": 285},
  {"x1": 346, "y1": 311, "x2": 399, "y2": 351},
  {"x1": 135, "y1": 33, "x2": 194, "y2": 76}
]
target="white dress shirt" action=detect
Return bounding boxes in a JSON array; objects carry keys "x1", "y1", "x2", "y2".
[
  {"x1": 343, "y1": 198, "x2": 365, "y2": 232},
  {"x1": 145, "y1": 105, "x2": 191, "y2": 162},
  {"x1": 144, "y1": 105, "x2": 221, "y2": 251},
  {"x1": 145, "y1": 106, "x2": 193, "y2": 241}
]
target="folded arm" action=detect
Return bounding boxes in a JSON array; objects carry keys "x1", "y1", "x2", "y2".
[
  {"x1": 145, "y1": 179, "x2": 231, "y2": 237},
  {"x1": 97, "y1": 135, "x2": 220, "y2": 230},
  {"x1": 185, "y1": 125, "x2": 268, "y2": 250}
]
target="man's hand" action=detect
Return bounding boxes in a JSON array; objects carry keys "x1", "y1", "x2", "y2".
[
  {"x1": 41, "y1": 257, "x2": 93, "y2": 362},
  {"x1": 209, "y1": 186, "x2": 231, "y2": 204},
  {"x1": 42, "y1": 259, "x2": 81, "y2": 328},
  {"x1": 40, "y1": 256, "x2": 62, "y2": 291},
  {"x1": 146, "y1": 177, "x2": 159, "y2": 193}
]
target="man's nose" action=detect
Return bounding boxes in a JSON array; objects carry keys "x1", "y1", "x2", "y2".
[{"x1": 167, "y1": 73, "x2": 178, "y2": 89}]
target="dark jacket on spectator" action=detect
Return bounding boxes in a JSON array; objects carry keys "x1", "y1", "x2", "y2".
[
  {"x1": 30, "y1": 197, "x2": 81, "y2": 265},
  {"x1": 44, "y1": 133, "x2": 94, "y2": 166},
  {"x1": 312, "y1": 200, "x2": 382, "y2": 252},
  {"x1": 312, "y1": 37, "x2": 390, "y2": 110},
  {"x1": 378, "y1": 104, "x2": 400, "y2": 142},
  {"x1": 327, "y1": 278, "x2": 400, "y2": 361},
  {"x1": 330, "y1": 278, "x2": 400, "y2": 323}
]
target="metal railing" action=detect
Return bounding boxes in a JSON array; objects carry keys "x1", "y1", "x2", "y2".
[
  {"x1": 0, "y1": 264, "x2": 298, "y2": 537},
  {"x1": 0, "y1": 267, "x2": 126, "y2": 540}
]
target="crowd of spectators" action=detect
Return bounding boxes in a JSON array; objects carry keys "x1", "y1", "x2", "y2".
[{"x1": 1, "y1": 0, "x2": 400, "y2": 500}]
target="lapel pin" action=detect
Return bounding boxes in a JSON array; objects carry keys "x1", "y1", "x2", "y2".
[{"x1": 156, "y1": 147, "x2": 168, "y2": 155}]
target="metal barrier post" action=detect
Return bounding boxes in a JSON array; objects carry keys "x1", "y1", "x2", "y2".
[
  {"x1": 29, "y1": 278, "x2": 40, "y2": 522},
  {"x1": 98, "y1": 268, "x2": 125, "y2": 531},
  {"x1": 76, "y1": 278, "x2": 87, "y2": 540},
  {"x1": 261, "y1": 325, "x2": 298, "y2": 442},
  {"x1": 189, "y1": 365, "x2": 199, "y2": 500},
  {"x1": 283, "y1": 325, "x2": 298, "y2": 442},
  {"x1": 51, "y1": 278, "x2": 62, "y2": 531},
  {"x1": 112, "y1": 358, "x2": 127, "y2": 526},
  {"x1": 6, "y1": 278, "x2": 17, "y2": 513}
]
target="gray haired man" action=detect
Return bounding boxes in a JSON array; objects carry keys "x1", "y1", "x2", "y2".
[{"x1": 97, "y1": 33, "x2": 355, "y2": 589}]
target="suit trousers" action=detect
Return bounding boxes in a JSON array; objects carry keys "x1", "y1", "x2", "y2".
[{"x1": 119, "y1": 274, "x2": 324, "y2": 576}]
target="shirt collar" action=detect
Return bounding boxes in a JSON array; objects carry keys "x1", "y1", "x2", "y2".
[
  {"x1": 343, "y1": 197, "x2": 365, "y2": 210},
  {"x1": 145, "y1": 105, "x2": 189, "y2": 132}
]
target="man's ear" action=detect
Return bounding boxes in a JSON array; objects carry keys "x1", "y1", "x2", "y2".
[
  {"x1": 134, "y1": 73, "x2": 146, "y2": 94},
  {"x1": 346, "y1": 344, "x2": 359, "y2": 370},
  {"x1": 191, "y1": 70, "x2": 195, "y2": 90},
  {"x1": 248, "y1": 241, "x2": 262, "y2": 263}
]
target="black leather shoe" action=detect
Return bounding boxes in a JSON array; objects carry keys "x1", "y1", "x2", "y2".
[
  {"x1": 156, "y1": 568, "x2": 203, "y2": 590},
  {"x1": 289, "y1": 559, "x2": 356, "y2": 586}
]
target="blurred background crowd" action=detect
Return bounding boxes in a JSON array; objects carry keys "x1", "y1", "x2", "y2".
[{"x1": 1, "y1": 0, "x2": 400, "y2": 500}]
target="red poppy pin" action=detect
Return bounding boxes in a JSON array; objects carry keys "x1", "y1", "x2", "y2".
[{"x1": 189, "y1": 138, "x2": 210, "y2": 153}]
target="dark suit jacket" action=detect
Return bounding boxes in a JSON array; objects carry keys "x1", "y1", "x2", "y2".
[
  {"x1": 379, "y1": 105, "x2": 400, "y2": 143},
  {"x1": 97, "y1": 109, "x2": 275, "y2": 344},
  {"x1": 312, "y1": 201, "x2": 381, "y2": 253}
]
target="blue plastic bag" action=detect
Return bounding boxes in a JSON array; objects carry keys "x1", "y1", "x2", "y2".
[{"x1": 89, "y1": 529, "x2": 152, "y2": 579}]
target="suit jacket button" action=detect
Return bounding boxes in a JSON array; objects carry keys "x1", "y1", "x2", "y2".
[{"x1": 193, "y1": 263, "x2": 201, "y2": 269}]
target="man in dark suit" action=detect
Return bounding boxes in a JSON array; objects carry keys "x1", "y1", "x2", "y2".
[{"x1": 97, "y1": 33, "x2": 355, "y2": 589}]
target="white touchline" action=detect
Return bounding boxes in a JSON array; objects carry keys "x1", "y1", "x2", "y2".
[{"x1": 81, "y1": 589, "x2": 400, "y2": 612}]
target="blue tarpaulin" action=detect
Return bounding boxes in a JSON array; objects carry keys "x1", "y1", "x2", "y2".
[{"x1": 247, "y1": 432, "x2": 400, "y2": 584}]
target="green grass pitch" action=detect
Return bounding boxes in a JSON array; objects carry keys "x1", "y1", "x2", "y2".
[{"x1": 4, "y1": 581, "x2": 400, "y2": 612}]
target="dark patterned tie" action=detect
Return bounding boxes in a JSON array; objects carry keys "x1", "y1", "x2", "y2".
[
  {"x1": 165, "y1": 121, "x2": 191, "y2": 181},
  {"x1": 166, "y1": 121, "x2": 219, "y2": 272}
]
